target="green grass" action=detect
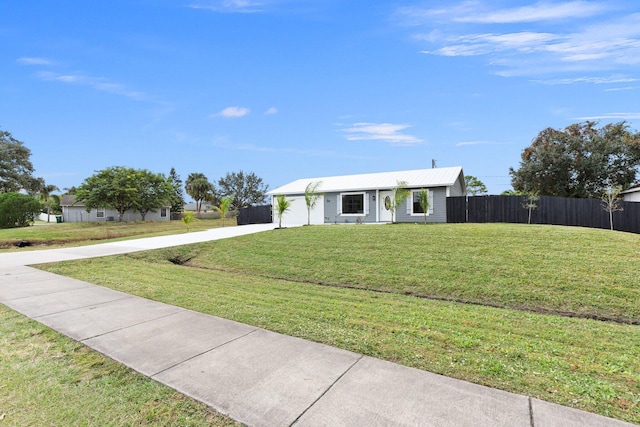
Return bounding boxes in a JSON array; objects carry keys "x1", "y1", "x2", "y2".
[
  {"x1": 0, "y1": 217, "x2": 235, "y2": 250},
  {"x1": 37, "y1": 223, "x2": 640, "y2": 423},
  {"x1": 0, "y1": 305, "x2": 239, "y2": 426}
]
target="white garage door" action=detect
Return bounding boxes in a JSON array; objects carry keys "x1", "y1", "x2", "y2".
[{"x1": 274, "y1": 195, "x2": 324, "y2": 226}]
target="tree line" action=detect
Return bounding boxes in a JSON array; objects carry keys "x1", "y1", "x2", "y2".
[{"x1": 0, "y1": 128, "x2": 269, "y2": 227}]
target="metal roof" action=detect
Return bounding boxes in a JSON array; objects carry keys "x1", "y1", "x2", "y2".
[{"x1": 268, "y1": 166, "x2": 464, "y2": 195}]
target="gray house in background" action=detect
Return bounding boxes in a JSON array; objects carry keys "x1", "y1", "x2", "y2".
[
  {"x1": 268, "y1": 166, "x2": 465, "y2": 226},
  {"x1": 60, "y1": 195, "x2": 171, "y2": 222}
]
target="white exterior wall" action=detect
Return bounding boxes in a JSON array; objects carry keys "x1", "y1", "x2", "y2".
[
  {"x1": 623, "y1": 191, "x2": 640, "y2": 202},
  {"x1": 272, "y1": 195, "x2": 324, "y2": 226},
  {"x1": 62, "y1": 206, "x2": 170, "y2": 222}
]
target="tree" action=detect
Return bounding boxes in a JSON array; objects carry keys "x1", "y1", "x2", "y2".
[
  {"x1": 0, "y1": 192, "x2": 41, "y2": 228},
  {"x1": 275, "y1": 194, "x2": 291, "y2": 228},
  {"x1": 509, "y1": 121, "x2": 640, "y2": 199},
  {"x1": 76, "y1": 166, "x2": 142, "y2": 222},
  {"x1": 36, "y1": 179, "x2": 60, "y2": 223},
  {"x1": 388, "y1": 181, "x2": 410, "y2": 223},
  {"x1": 185, "y1": 173, "x2": 214, "y2": 216},
  {"x1": 601, "y1": 185, "x2": 624, "y2": 231},
  {"x1": 0, "y1": 130, "x2": 39, "y2": 194},
  {"x1": 134, "y1": 170, "x2": 173, "y2": 221},
  {"x1": 214, "y1": 195, "x2": 234, "y2": 227},
  {"x1": 182, "y1": 211, "x2": 196, "y2": 231},
  {"x1": 418, "y1": 188, "x2": 430, "y2": 224},
  {"x1": 465, "y1": 175, "x2": 488, "y2": 196},
  {"x1": 218, "y1": 170, "x2": 268, "y2": 210},
  {"x1": 522, "y1": 193, "x2": 539, "y2": 225},
  {"x1": 304, "y1": 181, "x2": 323, "y2": 226},
  {"x1": 168, "y1": 167, "x2": 185, "y2": 217}
]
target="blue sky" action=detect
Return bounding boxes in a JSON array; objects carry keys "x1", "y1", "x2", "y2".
[{"x1": 2, "y1": 0, "x2": 640, "y2": 196}]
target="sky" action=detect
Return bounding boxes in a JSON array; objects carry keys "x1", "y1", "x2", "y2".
[{"x1": 2, "y1": 0, "x2": 640, "y2": 196}]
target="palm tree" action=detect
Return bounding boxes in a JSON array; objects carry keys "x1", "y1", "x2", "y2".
[
  {"x1": 418, "y1": 188, "x2": 429, "y2": 224},
  {"x1": 275, "y1": 194, "x2": 291, "y2": 228},
  {"x1": 37, "y1": 179, "x2": 60, "y2": 223},
  {"x1": 214, "y1": 195, "x2": 234, "y2": 227},
  {"x1": 389, "y1": 181, "x2": 410, "y2": 223},
  {"x1": 304, "y1": 181, "x2": 323, "y2": 225}
]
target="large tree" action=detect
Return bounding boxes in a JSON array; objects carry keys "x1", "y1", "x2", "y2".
[
  {"x1": 185, "y1": 172, "x2": 215, "y2": 215},
  {"x1": 464, "y1": 175, "x2": 488, "y2": 196},
  {"x1": 509, "y1": 121, "x2": 640, "y2": 198},
  {"x1": 134, "y1": 170, "x2": 173, "y2": 221},
  {"x1": 217, "y1": 170, "x2": 268, "y2": 210},
  {"x1": 0, "y1": 130, "x2": 39, "y2": 193},
  {"x1": 76, "y1": 166, "x2": 142, "y2": 222}
]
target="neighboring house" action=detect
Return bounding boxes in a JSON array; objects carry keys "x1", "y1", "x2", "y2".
[
  {"x1": 268, "y1": 166, "x2": 465, "y2": 226},
  {"x1": 621, "y1": 185, "x2": 640, "y2": 202},
  {"x1": 60, "y1": 195, "x2": 171, "y2": 222},
  {"x1": 184, "y1": 202, "x2": 214, "y2": 213}
]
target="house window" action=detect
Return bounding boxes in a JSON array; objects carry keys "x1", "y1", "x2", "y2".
[
  {"x1": 341, "y1": 192, "x2": 365, "y2": 215},
  {"x1": 410, "y1": 190, "x2": 434, "y2": 215},
  {"x1": 161, "y1": 208, "x2": 167, "y2": 218},
  {"x1": 96, "y1": 209, "x2": 105, "y2": 218}
]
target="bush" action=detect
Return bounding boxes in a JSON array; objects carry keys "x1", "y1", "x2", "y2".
[{"x1": 0, "y1": 192, "x2": 42, "y2": 228}]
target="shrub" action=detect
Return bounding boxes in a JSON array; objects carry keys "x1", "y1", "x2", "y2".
[{"x1": 0, "y1": 192, "x2": 42, "y2": 228}]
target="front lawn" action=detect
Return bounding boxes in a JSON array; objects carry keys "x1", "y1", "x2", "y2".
[{"x1": 37, "y1": 223, "x2": 640, "y2": 423}]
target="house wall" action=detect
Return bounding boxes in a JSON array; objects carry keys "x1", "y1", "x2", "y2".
[
  {"x1": 62, "y1": 206, "x2": 170, "y2": 222},
  {"x1": 448, "y1": 176, "x2": 465, "y2": 197},
  {"x1": 323, "y1": 191, "x2": 376, "y2": 224},
  {"x1": 396, "y1": 187, "x2": 447, "y2": 223},
  {"x1": 623, "y1": 192, "x2": 640, "y2": 202}
]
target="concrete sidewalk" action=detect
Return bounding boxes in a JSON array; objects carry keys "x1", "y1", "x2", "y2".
[{"x1": 0, "y1": 226, "x2": 634, "y2": 426}]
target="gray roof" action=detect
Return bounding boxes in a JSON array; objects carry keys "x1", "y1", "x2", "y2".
[{"x1": 268, "y1": 166, "x2": 464, "y2": 195}]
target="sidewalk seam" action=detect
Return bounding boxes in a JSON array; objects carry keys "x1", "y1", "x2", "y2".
[
  {"x1": 149, "y1": 329, "x2": 259, "y2": 377},
  {"x1": 78, "y1": 309, "x2": 184, "y2": 341},
  {"x1": 289, "y1": 354, "x2": 364, "y2": 427},
  {"x1": 529, "y1": 397, "x2": 535, "y2": 427},
  {"x1": 29, "y1": 296, "x2": 133, "y2": 319}
]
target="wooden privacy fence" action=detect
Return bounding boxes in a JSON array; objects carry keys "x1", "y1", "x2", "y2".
[
  {"x1": 237, "y1": 205, "x2": 272, "y2": 225},
  {"x1": 447, "y1": 195, "x2": 640, "y2": 234}
]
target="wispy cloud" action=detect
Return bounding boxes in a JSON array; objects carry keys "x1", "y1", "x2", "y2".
[
  {"x1": 34, "y1": 71, "x2": 149, "y2": 101},
  {"x1": 342, "y1": 122, "x2": 423, "y2": 146},
  {"x1": 189, "y1": 0, "x2": 265, "y2": 13},
  {"x1": 400, "y1": 2, "x2": 640, "y2": 78},
  {"x1": 17, "y1": 57, "x2": 54, "y2": 66},
  {"x1": 212, "y1": 106, "x2": 251, "y2": 118},
  {"x1": 576, "y1": 112, "x2": 640, "y2": 120},
  {"x1": 264, "y1": 106, "x2": 278, "y2": 115},
  {"x1": 533, "y1": 75, "x2": 639, "y2": 85}
]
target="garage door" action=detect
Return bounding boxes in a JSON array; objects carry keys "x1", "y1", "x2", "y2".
[{"x1": 274, "y1": 195, "x2": 324, "y2": 226}]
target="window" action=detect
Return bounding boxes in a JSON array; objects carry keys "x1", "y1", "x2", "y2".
[
  {"x1": 340, "y1": 192, "x2": 365, "y2": 215},
  {"x1": 410, "y1": 190, "x2": 434, "y2": 215},
  {"x1": 161, "y1": 208, "x2": 167, "y2": 218},
  {"x1": 96, "y1": 209, "x2": 105, "y2": 218}
]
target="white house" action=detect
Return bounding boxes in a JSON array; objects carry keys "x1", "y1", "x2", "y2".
[
  {"x1": 60, "y1": 195, "x2": 171, "y2": 222},
  {"x1": 268, "y1": 166, "x2": 465, "y2": 227},
  {"x1": 621, "y1": 185, "x2": 640, "y2": 202}
]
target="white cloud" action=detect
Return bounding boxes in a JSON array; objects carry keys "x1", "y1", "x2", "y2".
[
  {"x1": 17, "y1": 57, "x2": 53, "y2": 65},
  {"x1": 403, "y1": 2, "x2": 640, "y2": 78},
  {"x1": 533, "y1": 75, "x2": 639, "y2": 85},
  {"x1": 342, "y1": 122, "x2": 423, "y2": 146},
  {"x1": 34, "y1": 71, "x2": 147, "y2": 101},
  {"x1": 576, "y1": 112, "x2": 640, "y2": 120},
  {"x1": 264, "y1": 106, "x2": 278, "y2": 115},
  {"x1": 212, "y1": 106, "x2": 251, "y2": 118},
  {"x1": 189, "y1": 0, "x2": 264, "y2": 13},
  {"x1": 456, "y1": 1, "x2": 607, "y2": 24}
]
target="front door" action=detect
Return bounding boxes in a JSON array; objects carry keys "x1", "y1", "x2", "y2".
[{"x1": 379, "y1": 191, "x2": 393, "y2": 222}]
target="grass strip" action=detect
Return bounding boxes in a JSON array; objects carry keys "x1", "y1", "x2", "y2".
[{"x1": 0, "y1": 304, "x2": 239, "y2": 426}]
